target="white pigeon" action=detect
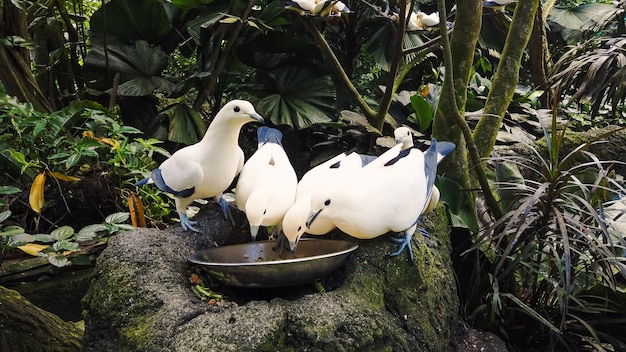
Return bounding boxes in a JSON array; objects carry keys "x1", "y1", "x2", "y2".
[
  {"x1": 394, "y1": 126, "x2": 440, "y2": 214},
  {"x1": 281, "y1": 151, "x2": 371, "y2": 251},
  {"x1": 307, "y1": 139, "x2": 455, "y2": 261},
  {"x1": 286, "y1": 0, "x2": 350, "y2": 16},
  {"x1": 416, "y1": 11, "x2": 439, "y2": 27},
  {"x1": 135, "y1": 100, "x2": 264, "y2": 232},
  {"x1": 235, "y1": 127, "x2": 298, "y2": 241}
]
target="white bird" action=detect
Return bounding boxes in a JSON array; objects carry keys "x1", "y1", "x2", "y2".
[
  {"x1": 307, "y1": 138, "x2": 455, "y2": 261},
  {"x1": 416, "y1": 11, "x2": 439, "y2": 27},
  {"x1": 394, "y1": 126, "x2": 440, "y2": 215},
  {"x1": 235, "y1": 127, "x2": 298, "y2": 241},
  {"x1": 281, "y1": 152, "x2": 372, "y2": 251},
  {"x1": 135, "y1": 100, "x2": 264, "y2": 232},
  {"x1": 286, "y1": 0, "x2": 350, "y2": 16},
  {"x1": 405, "y1": 9, "x2": 439, "y2": 31}
]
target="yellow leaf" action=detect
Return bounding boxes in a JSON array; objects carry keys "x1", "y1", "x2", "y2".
[
  {"x1": 49, "y1": 172, "x2": 81, "y2": 182},
  {"x1": 82, "y1": 131, "x2": 95, "y2": 138},
  {"x1": 95, "y1": 137, "x2": 121, "y2": 149},
  {"x1": 18, "y1": 243, "x2": 49, "y2": 256},
  {"x1": 219, "y1": 17, "x2": 240, "y2": 24},
  {"x1": 247, "y1": 21, "x2": 260, "y2": 30},
  {"x1": 128, "y1": 192, "x2": 147, "y2": 228},
  {"x1": 29, "y1": 172, "x2": 46, "y2": 213}
]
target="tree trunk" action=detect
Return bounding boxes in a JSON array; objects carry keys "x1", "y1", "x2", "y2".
[
  {"x1": 472, "y1": 0, "x2": 539, "y2": 160},
  {"x1": 0, "y1": 285, "x2": 83, "y2": 352},
  {"x1": 0, "y1": 0, "x2": 53, "y2": 112},
  {"x1": 432, "y1": 0, "x2": 483, "y2": 190}
]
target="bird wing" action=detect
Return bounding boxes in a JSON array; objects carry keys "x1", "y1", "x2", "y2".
[{"x1": 152, "y1": 155, "x2": 203, "y2": 198}]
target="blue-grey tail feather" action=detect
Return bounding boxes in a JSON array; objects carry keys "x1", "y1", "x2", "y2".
[
  {"x1": 359, "y1": 154, "x2": 377, "y2": 166},
  {"x1": 258, "y1": 126, "x2": 283, "y2": 146},
  {"x1": 151, "y1": 168, "x2": 195, "y2": 198},
  {"x1": 135, "y1": 177, "x2": 150, "y2": 186},
  {"x1": 423, "y1": 139, "x2": 456, "y2": 205}
]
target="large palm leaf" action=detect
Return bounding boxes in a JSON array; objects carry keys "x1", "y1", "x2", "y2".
[{"x1": 253, "y1": 65, "x2": 335, "y2": 129}]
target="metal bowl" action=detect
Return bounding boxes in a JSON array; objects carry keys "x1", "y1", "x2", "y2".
[{"x1": 188, "y1": 239, "x2": 358, "y2": 288}]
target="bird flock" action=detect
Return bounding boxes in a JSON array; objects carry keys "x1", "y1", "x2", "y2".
[{"x1": 136, "y1": 100, "x2": 455, "y2": 261}]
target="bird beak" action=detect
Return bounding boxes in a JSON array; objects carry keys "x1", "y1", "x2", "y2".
[
  {"x1": 306, "y1": 209, "x2": 322, "y2": 228},
  {"x1": 250, "y1": 112, "x2": 264, "y2": 124},
  {"x1": 250, "y1": 225, "x2": 260, "y2": 241},
  {"x1": 289, "y1": 239, "x2": 298, "y2": 252}
]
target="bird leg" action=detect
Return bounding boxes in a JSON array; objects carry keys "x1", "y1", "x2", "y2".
[
  {"x1": 273, "y1": 231, "x2": 291, "y2": 257},
  {"x1": 217, "y1": 195, "x2": 236, "y2": 225},
  {"x1": 180, "y1": 213, "x2": 201, "y2": 233},
  {"x1": 389, "y1": 232, "x2": 415, "y2": 262}
]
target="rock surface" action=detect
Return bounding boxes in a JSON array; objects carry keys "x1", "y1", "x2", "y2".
[
  {"x1": 0, "y1": 285, "x2": 83, "y2": 352},
  {"x1": 82, "y1": 203, "x2": 459, "y2": 351}
]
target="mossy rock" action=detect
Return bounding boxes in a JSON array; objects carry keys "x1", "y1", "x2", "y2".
[
  {"x1": 0, "y1": 285, "x2": 83, "y2": 352},
  {"x1": 82, "y1": 204, "x2": 458, "y2": 351}
]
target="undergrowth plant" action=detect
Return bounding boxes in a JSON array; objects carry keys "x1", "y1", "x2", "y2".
[
  {"x1": 468, "y1": 113, "x2": 626, "y2": 351},
  {"x1": 0, "y1": 93, "x2": 173, "y2": 225},
  {"x1": 1, "y1": 209, "x2": 132, "y2": 268}
]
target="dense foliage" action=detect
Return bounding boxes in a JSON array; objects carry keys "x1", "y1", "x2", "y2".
[{"x1": 1, "y1": 0, "x2": 626, "y2": 350}]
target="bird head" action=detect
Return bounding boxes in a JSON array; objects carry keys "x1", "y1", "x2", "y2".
[
  {"x1": 394, "y1": 126, "x2": 414, "y2": 150},
  {"x1": 282, "y1": 201, "x2": 309, "y2": 252},
  {"x1": 218, "y1": 100, "x2": 264, "y2": 126},
  {"x1": 306, "y1": 196, "x2": 332, "y2": 229}
]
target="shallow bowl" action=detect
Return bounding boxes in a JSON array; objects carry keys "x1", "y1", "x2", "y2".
[{"x1": 188, "y1": 239, "x2": 358, "y2": 287}]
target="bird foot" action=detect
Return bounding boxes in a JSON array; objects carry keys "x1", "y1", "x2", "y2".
[
  {"x1": 180, "y1": 213, "x2": 202, "y2": 233},
  {"x1": 417, "y1": 227, "x2": 430, "y2": 239},
  {"x1": 218, "y1": 196, "x2": 235, "y2": 226},
  {"x1": 389, "y1": 232, "x2": 414, "y2": 262},
  {"x1": 273, "y1": 231, "x2": 290, "y2": 256}
]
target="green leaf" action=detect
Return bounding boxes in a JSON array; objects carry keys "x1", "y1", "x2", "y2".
[
  {"x1": 79, "y1": 224, "x2": 108, "y2": 234},
  {"x1": 70, "y1": 254, "x2": 93, "y2": 266},
  {"x1": 254, "y1": 65, "x2": 335, "y2": 129},
  {"x1": 105, "y1": 212, "x2": 130, "y2": 224},
  {"x1": 75, "y1": 231, "x2": 99, "y2": 242},
  {"x1": 163, "y1": 104, "x2": 207, "y2": 144},
  {"x1": 33, "y1": 234, "x2": 55, "y2": 243},
  {"x1": 48, "y1": 255, "x2": 69, "y2": 267},
  {"x1": 436, "y1": 176, "x2": 478, "y2": 233},
  {"x1": 0, "y1": 186, "x2": 20, "y2": 196},
  {"x1": 0, "y1": 210, "x2": 11, "y2": 223},
  {"x1": 409, "y1": 94, "x2": 433, "y2": 132},
  {"x1": 50, "y1": 226, "x2": 75, "y2": 241},
  {"x1": 549, "y1": 4, "x2": 619, "y2": 31},
  {"x1": 0, "y1": 225, "x2": 26, "y2": 237},
  {"x1": 53, "y1": 240, "x2": 81, "y2": 252},
  {"x1": 8, "y1": 233, "x2": 35, "y2": 247}
]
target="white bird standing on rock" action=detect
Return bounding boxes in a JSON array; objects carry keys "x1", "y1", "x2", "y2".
[
  {"x1": 135, "y1": 100, "x2": 264, "y2": 232},
  {"x1": 394, "y1": 126, "x2": 440, "y2": 214},
  {"x1": 281, "y1": 151, "x2": 373, "y2": 251},
  {"x1": 307, "y1": 138, "x2": 455, "y2": 261},
  {"x1": 235, "y1": 127, "x2": 298, "y2": 241}
]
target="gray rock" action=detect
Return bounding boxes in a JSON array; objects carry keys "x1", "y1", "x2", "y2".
[{"x1": 82, "y1": 203, "x2": 459, "y2": 351}]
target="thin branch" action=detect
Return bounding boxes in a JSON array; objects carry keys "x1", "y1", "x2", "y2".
[{"x1": 298, "y1": 16, "x2": 377, "y2": 120}]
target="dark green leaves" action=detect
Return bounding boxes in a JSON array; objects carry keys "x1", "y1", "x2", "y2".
[{"x1": 254, "y1": 65, "x2": 335, "y2": 129}]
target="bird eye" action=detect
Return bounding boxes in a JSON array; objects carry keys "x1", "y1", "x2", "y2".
[
  {"x1": 263, "y1": 209, "x2": 267, "y2": 215},
  {"x1": 297, "y1": 226, "x2": 302, "y2": 231},
  {"x1": 324, "y1": 199, "x2": 331, "y2": 206},
  {"x1": 406, "y1": 131, "x2": 410, "y2": 136},
  {"x1": 234, "y1": 106, "x2": 240, "y2": 112}
]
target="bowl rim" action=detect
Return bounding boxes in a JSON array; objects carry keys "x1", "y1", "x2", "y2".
[{"x1": 188, "y1": 238, "x2": 359, "y2": 267}]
